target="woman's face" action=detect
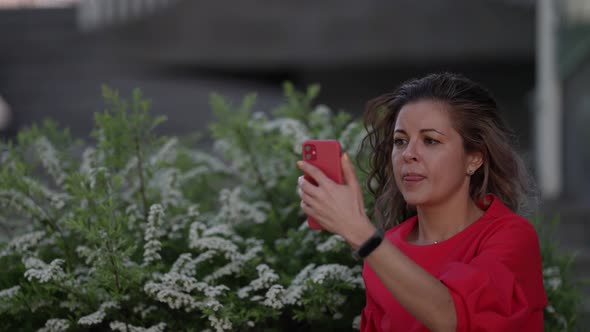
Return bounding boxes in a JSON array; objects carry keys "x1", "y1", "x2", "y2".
[{"x1": 391, "y1": 100, "x2": 480, "y2": 207}]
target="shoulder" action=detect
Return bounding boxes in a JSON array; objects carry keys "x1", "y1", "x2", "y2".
[
  {"x1": 484, "y1": 198, "x2": 539, "y2": 242},
  {"x1": 475, "y1": 215, "x2": 541, "y2": 269}
]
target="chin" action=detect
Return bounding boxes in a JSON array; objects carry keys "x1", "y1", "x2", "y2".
[{"x1": 401, "y1": 192, "x2": 428, "y2": 206}]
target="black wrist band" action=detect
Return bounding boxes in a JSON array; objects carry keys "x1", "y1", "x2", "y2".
[{"x1": 352, "y1": 228, "x2": 384, "y2": 260}]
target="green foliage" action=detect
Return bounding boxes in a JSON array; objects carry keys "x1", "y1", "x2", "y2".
[
  {"x1": 0, "y1": 83, "x2": 582, "y2": 332},
  {"x1": 531, "y1": 214, "x2": 584, "y2": 331},
  {"x1": 0, "y1": 84, "x2": 367, "y2": 332}
]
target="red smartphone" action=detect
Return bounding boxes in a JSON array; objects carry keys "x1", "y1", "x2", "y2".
[{"x1": 301, "y1": 139, "x2": 344, "y2": 230}]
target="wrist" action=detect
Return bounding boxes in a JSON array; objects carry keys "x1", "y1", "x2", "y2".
[
  {"x1": 352, "y1": 227, "x2": 384, "y2": 260},
  {"x1": 347, "y1": 218, "x2": 377, "y2": 250}
]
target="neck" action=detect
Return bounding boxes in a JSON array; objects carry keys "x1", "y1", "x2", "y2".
[{"x1": 413, "y1": 191, "x2": 484, "y2": 245}]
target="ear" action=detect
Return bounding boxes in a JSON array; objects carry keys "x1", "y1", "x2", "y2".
[{"x1": 466, "y1": 151, "x2": 484, "y2": 174}]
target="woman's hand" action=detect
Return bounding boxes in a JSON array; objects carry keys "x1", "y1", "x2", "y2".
[{"x1": 297, "y1": 153, "x2": 375, "y2": 248}]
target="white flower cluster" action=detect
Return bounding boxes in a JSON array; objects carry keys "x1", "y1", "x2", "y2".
[
  {"x1": 23, "y1": 257, "x2": 66, "y2": 283},
  {"x1": 189, "y1": 204, "x2": 254, "y2": 256},
  {"x1": 188, "y1": 219, "x2": 207, "y2": 240},
  {"x1": 203, "y1": 224, "x2": 235, "y2": 238},
  {"x1": 149, "y1": 137, "x2": 178, "y2": 166},
  {"x1": 208, "y1": 315, "x2": 232, "y2": 332},
  {"x1": 160, "y1": 207, "x2": 199, "y2": 241},
  {"x1": 144, "y1": 272, "x2": 202, "y2": 311},
  {"x1": 0, "y1": 190, "x2": 48, "y2": 222},
  {"x1": 143, "y1": 204, "x2": 164, "y2": 265},
  {"x1": 543, "y1": 266, "x2": 562, "y2": 291},
  {"x1": 125, "y1": 204, "x2": 143, "y2": 232},
  {"x1": 203, "y1": 244, "x2": 263, "y2": 283},
  {"x1": 0, "y1": 285, "x2": 20, "y2": 301},
  {"x1": 151, "y1": 168, "x2": 184, "y2": 208},
  {"x1": 237, "y1": 264, "x2": 279, "y2": 299},
  {"x1": 35, "y1": 137, "x2": 66, "y2": 186},
  {"x1": 132, "y1": 304, "x2": 158, "y2": 320},
  {"x1": 263, "y1": 157, "x2": 295, "y2": 189},
  {"x1": 263, "y1": 118, "x2": 310, "y2": 154},
  {"x1": 545, "y1": 304, "x2": 568, "y2": 329},
  {"x1": 214, "y1": 132, "x2": 292, "y2": 188},
  {"x1": 22, "y1": 177, "x2": 69, "y2": 210},
  {"x1": 110, "y1": 321, "x2": 167, "y2": 332},
  {"x1": 310, "y1": 264, "x2": 363, "y2": 286},
  {"x1": 87, "y1": 167, "x2": 110, "y2": 190},
  {"x1": 7, "y1": 230, "x2": 46, "y2": 254},
  {"x1": 170, "y1": 251, "x2": 218, "y2": 277},
  {"x1": 316, "y1": 234, "x2": 346, "y2": 253},
  {"x1": 247, "y1": 111, "x2": 268, "y2": 127},
  {"x1": 262, "y1": 284, "x2": 285, "y2": 309},
  {"x1": 352, "y1": 314, "x2": 362, "y2": 330},
  {"x1": 190, "y1": 236, "x2": 238, "y2": 258},
  {"x1": 76, "y1": 245, "x2": 98, "y2": 265},
  {"x1": 170, "y1": 253, "x2": 196, "y2": 275},
  {"x1": 283, "y1": 263, "x2": 363, "y2": 306},
  {"x1": 78, "y1": 301, "x2": 119, "y2": 326},
  {"x1": 215, "y1": 187, "x2": 270, "y2": 225},
  {"x1": 178, "y1": 165, "x2": 210, "y2": 184},
  {"x1": 204, "y1": 284, "x2": 230, "y2": 298},
  {"x1": 213, "y1": 139, "x2": 251, "y2": 173},
  {"x1": 339, "y1": 121, "x2": 367, "y2": 155},
  {"x1": 119, "y1": 156, "x2": 140, "y2": 200},
  {"x1": 309, "y1": 105, "x2": 335, "y2": 139},
  {"x1": 79, "y1": 146, "x2": 97, "y2": 175},
  {"x1": 144, "y1": 271, "x2": 228, "y2": 312},
  {"x1": 37, "y1": 318, "x2": 70, "y2": 332},
  {"x1": 188, "y1": 150, "x2": 230, "y2": 174},
  {"x1": 283, "y1": 264, "x2": 317, "y2": 305}
]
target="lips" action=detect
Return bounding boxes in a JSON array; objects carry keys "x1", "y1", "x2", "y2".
[{"x1": 402, "y1": 172, "x2": 426, "y2": 182}]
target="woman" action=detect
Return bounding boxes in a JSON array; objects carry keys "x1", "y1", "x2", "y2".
[{"x1": 296, "y1": 72, "x2": 547, "y2": 331}]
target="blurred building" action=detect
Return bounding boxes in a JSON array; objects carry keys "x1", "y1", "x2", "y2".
[{"x1": 0, "y1": 0, "x2": 589, "y2": 321}]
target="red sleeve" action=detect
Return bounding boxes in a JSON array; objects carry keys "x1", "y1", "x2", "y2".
[
  {"x1": 439, "y1": 218, "x2": 547, "y2": 332},
  {"x1": 360, "y1": 276, "x2": 382, "y2": 332}
]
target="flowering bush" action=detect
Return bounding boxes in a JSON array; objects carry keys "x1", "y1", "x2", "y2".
[{"x1": 0, "y1": 84, "x2": 581, "y2": 331}]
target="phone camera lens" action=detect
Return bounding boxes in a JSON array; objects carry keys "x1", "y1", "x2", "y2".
[
  {"x1": 304, "y1": 145, "x2": 311, "y2": 152},
  {"x1": 305, "y1": 153, "x2": 312, "y2": 160}
]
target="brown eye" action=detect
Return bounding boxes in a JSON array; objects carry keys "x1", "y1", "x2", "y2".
[
  {"x1": 393, "y1": 138, "x2": 407, "y2": 146},
  {"x1": 424, "y1": 137, "x2": 440, "y2": 145}
]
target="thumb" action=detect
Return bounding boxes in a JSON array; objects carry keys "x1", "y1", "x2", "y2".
[{"x1": 341, "y1": 153, "x2": 359, "y2": 188}]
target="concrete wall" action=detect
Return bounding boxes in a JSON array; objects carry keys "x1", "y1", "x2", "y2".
[
  {"x1": 87, "y1": 0, "x2": 535, "y2": 68},
  {"x1": 564, "y1": 58, "x2": 590, "y2": 201}
]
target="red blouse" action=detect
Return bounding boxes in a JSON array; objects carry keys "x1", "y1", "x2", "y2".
[{"x1": 361, "y1": 195, "x2": 547, "y2": 331}]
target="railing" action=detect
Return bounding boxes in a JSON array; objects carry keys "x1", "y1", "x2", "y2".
[{"x1": 77, "y1": 0, "x2": 179, "y2": 31}]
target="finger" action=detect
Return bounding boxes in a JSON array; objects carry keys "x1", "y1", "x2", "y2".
[
  {"x1": 341, "y1": 153, "x2": 366, "y2": 211},
  {"x1": 341, "y1": 153, "x2": 360, "y2": 189},
  {"x1": 299, "y1": 177, "x2": 321, "y2": 197},
  {"x1": 301, "y1": 201, "x2": 314, "y2": 217},
  {"x1": 301, "y1": 199, "x2": 323, "y2": 223},
  {"x1": 300, "y1": 199, "x2": 314, "y2": 215},
  {"x1": 300, "y1": 190, "x2": 317, "y2": 208},
  {"x1": 297, "y1": 160, "x2": 332, "y2": 187}
]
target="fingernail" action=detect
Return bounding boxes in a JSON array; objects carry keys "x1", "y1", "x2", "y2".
[
  {"x1": 343, "y1": 153, "x2": 349, "y2": 161},
  {"x1": 297, "y1": 161, "x2": 303, "y2": 168}
]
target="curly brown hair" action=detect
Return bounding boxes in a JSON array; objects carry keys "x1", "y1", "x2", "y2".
[{"x1": 360, "y1": 72, "x2": 535, "y2": 230}]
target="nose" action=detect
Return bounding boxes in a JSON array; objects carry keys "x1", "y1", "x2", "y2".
[{"x1": 402, "y1": 139, "x2": 419, "y2": 162}]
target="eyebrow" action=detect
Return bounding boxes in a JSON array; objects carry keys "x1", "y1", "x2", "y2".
[{"x1": 394, "y1": 128, "x2": 446, "y2": 136}]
